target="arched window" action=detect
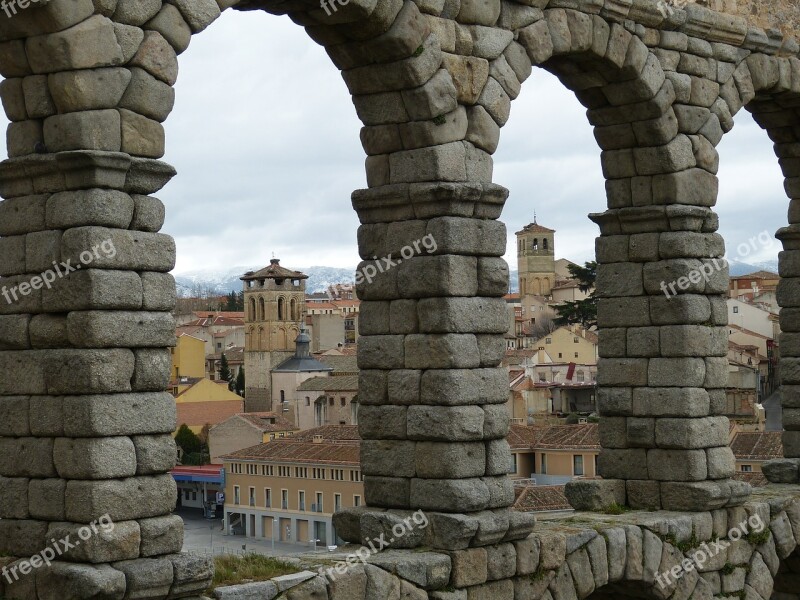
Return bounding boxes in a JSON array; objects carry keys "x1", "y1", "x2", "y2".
[
  {"x1": 532, "y1": 238, "x2": 539, "y2": 251},
  {"x1": 290, "y1": 298, "x2": 298, "y2": 321},
  {"x1": 249, "y1": 297, "x2": 256, "y2": 321},
  {"x1": 258, "y1": 297, "x2": 265, "y2": 321},
  {"x1": 543, "y1": 238, "x2": 549, "y2": 250},
  {"x1": 278, "y1": 297, "x2": 285, "y2": 320}
]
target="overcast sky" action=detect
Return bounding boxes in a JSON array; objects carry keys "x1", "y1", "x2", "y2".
[{"x1": 4, "y1": 9, "x2": 788, "y2": 274}]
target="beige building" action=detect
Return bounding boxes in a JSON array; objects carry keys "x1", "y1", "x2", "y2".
[
  {"x1": 221, "y1": 426, "x2": 363, "y2": 546},
  {"x1": 208, "y1": 412, "x2": 298, "y2": 464},
  {"x1": 730, "y1": 431, "x2": 782, "y2": 474},
  {"x1": 295, "y1": 375, "x2": 359, "y2": 430},
  {"x1": 242, "y1": 259, "x2": 307, "y2": 412},
  {"x1": 508, "y1": 423, "x2": 600, "y2": 486},
  {"x1": 271, "y1": 330, "x2": 334, "y2": 423}
]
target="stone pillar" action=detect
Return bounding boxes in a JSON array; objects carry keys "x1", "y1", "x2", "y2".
[
  {"x1": 349, "y1": 178, "x2": 535, "y2": 549},
  {"x1": 584, "y1": 199, "x2": 747, "y2": 512},
  {"x1": 0, "y1": 1, "x2": 217, "y2": 597}
]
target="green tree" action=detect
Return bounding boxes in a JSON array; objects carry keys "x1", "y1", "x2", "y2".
[
  {"x1": 175, "y1": 424, "x2": 203, "y2": 455},
  {"x1": 234, "y1": 367, "x2": 246, "y2": 397},
  {"x1": 554, "y1": 261, "x2": 597, "y2": 329},
  {"x1": 219, "y1": 353, "x2": 232, "y2": 385},
  {"x1": 225, "y1": 291, "x2": 239, "y2": 312}
]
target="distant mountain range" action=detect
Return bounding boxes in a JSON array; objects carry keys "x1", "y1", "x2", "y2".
[
  {"x1": 174, "y1": 266, "x2": 359, "y2": 297},
  {"x1": 173, "y1": 260, "x2": 779, "y2": 297}
]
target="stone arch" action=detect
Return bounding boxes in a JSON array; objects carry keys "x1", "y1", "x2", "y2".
[
  {"x1": 717, "y1": 52, "x2": 800, "y2": 470},
  {"x1": 258, "y1": 296, "x2": 266, "y2": 321}
]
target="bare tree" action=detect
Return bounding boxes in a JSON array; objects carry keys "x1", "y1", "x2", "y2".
[{"x1": 528, "y1": 315, "x2": 559, "y2": 341}]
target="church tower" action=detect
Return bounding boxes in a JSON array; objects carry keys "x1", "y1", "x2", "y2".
[
  {"x1": 242, "y1": 259, "x2": 307, "y2": 412},
  {"x1": 516, "y1": 218, "x2": 556, "y2": 297}
]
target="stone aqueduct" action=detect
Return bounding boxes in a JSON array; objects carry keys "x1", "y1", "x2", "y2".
[{"x1": 1, "y1": 0, "x2": 800, "y2": 598}]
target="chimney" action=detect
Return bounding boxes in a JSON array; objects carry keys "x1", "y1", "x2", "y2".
[{"x1": 313, "y1": 435, "x2": 324, "y2": 444}]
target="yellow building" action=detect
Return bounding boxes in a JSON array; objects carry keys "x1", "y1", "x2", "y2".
[
  {"x1": 221, "y1": 426, "x2": 363, "y2": 546},
  {"x1": 174, "y1": 378, "x2": 245, "y2": 434},
  {"x1": 530, "y1": 326, "x2": 599, "y2": 365},
  {"x1": 171, "y1": 333, "x2": 206, "y2": 385}
]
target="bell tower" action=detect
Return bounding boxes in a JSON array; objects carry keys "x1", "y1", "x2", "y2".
[
  {"x1": 241, "y1": 259, "x2": 307, "y2": 411},
  {"x1": 516, "y1": 217, "x2": 556, "y2": 297}
]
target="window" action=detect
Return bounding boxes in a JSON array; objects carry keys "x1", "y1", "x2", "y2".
[
  {"x1": 335, "y1": 493, "x2": 342, "y2": 512},
  {"x1": 594, "y1": 455, "x2": 598, "y2": 475},
  {"x1": 575, "y1": 352, "x2": 579, "y2": 358},
  {"x1": 299, "y1": 491, "x2": 306, "y2": 511},
  {"x1": 306, "y1": 396, "x2": 311, "y2": 407},
  {"x1": 543, "y1": 238, "x2": 549, "y2": 250},
  {"x1": 354, "y1": 495, "x2": 361, "y2": 507},
  {"x1": 577, "y1": 371, "x2": 585, "y2": 382},
  {"x1": 316, "y1": 492, "x2": 323, "y2": 513},
  {"x1": 574, "y1": 337, "x2": 579, "y2": 343},
  {"x1": 350, "y1": 470, "x2": 362, "y2": 482},
  {"x1": 313, "y1": 468, "x2": 326, "y2": 480},
  {"x1": 510, "y1": 453, "x2": 518, "y2": 475},
  {"x1": 249, "y1": 487, "x2": 256, "y2": 506},
  {"x1": 733, "y1": 306, "x2": 739, "y2": 313},
  {"x1": 574, "y1": 455, "x2": 584, "y2": 476},
  {"x1": 541, "y1": 454, "x2": 547, "y2": 475},
  {"x1": 558, "y1": 353, "x2": 563, "y2": 359},
  {"x1": 265, "y1": 488, "x2": 271, "y2": 508},
  {"x1": 281, "y1": 489, "x2": 288, "y2": 510},
  {"x1": 341, "y1": 397, "x2": 346, "y2": 407},
  {"x1": 217, "y1": 343, "x2": 222, "y2": 350},
  {"x1": 332, "y1": 469, "x2": 344, "y2": 481},
  {"x1": 280, "y1": 390, "x2": 285, "y2": 403},
  {"x1": 278, "y1": 466, "x2": 291, "y2": 477},
  {"x1": 295, "y1": 467, "x2": 308, "y2": 478},
  {"x1": 329, "y1": 397, "x2": 334, "y2": 406},
  {"x1": 234, "y1": 486, "x2": 240, "y2": 505},
  {"x1": 741, "y1": 465, "x2": 753, "y2": 473},
  {"x1": 545, "y1": 338, "x2": 552, "y2": 344}
]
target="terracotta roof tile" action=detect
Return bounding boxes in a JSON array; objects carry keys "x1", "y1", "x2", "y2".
[
  {"x1": 508, "y1": 424, "x2": 600, "y2": 451},
  {"x1": 730, "y1": 431, "x2": 783, "y2": 460},
  {"x1": 297, "y1": 375, "x2": 359, "y2": 392},
  {"x1": 236, "y1": 412, "x2": 298, "y2": 433},
  {"x1": 221, "y1": 426, "x2": 360, "y2": 465},
  {"x1": 733, "y1": 472, "x2": 768, "y2": 488},
  {"x1": 177, "y1": 400, "x2": 244, "y2": 428}
]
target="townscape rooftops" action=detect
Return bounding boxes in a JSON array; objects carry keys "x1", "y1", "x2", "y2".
[
  {"x1": 297, "y1": 375, "x2": 359, "y2": 392},
  {"x1": 508, "y1": 424, "x2": 600, "y2": 451},
  {"x1": 317, "y1": 354, "x2": 359, "y2": 374},
  {"x1": 236, "y1": 412, "x2": 298, "y2": 433},
  {"x1": 242, "y1": 259, "x2": 308, "y2": 282},
  {"x1": 730, "y1": 431, "x2": 783, "y2": 461},
  {"x1": 733, "y1": 270, "x2": 779, "y2": 280},
  {"x1": 221, "y1": 425, "x2": 360, "y2": 465}
]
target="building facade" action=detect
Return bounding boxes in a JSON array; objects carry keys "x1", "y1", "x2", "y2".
[
  {"x1": 221, "y1": 426, "x2": 363, "y2": 546},
  {"x1": 242, "y1": 259, "x2": 307, "y2": 412}
]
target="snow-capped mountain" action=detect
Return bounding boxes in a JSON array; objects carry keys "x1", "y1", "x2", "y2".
[{"x1": 174, "y1": 265, "x2": 359, "y2": 296}]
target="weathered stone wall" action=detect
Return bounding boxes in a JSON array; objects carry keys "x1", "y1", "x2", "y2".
[{"x1": 710, "y1": 0, "x2": 800, "y2": 37}]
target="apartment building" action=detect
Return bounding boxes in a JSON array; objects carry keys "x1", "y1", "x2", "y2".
[
  {"x1": 508, "y1": 423, "x2": 600, "y2": 486},
  {"x1": 221, "y1": 426, "x2": 363, "y2": 546}
]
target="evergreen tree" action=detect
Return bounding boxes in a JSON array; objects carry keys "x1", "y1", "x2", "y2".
[
  {"x1": 225, "y1": 291, "x2": 238, "y2": 312},
  {"x1": 175, "y1": 424, "x2": 203, "y2": 455},
  {"x1": 554, "y1": 261, "x2": 598, "y2": 329},
  {"x1": 235, "y1": 367, "x2": 246, "y2": 397},
  {"x1": 219, "y1": 353, "x2": 232, "y2": 384}
]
